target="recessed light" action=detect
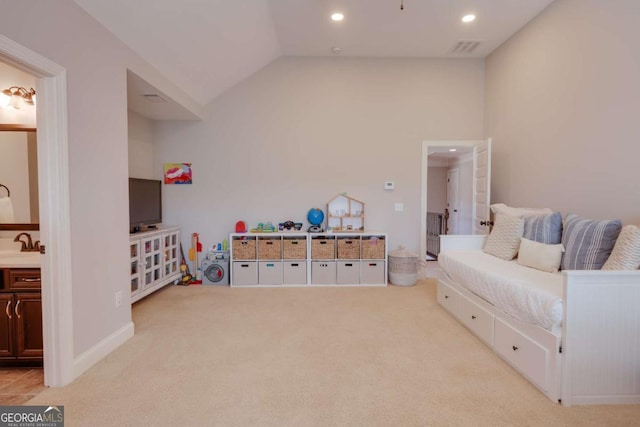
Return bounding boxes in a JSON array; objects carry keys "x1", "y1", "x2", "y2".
[
  {"x1": 449, "y1": 149, "x2": 457, "y2": 152},
  {"x1": 462, "y1": 14, "x2": 476, "y2": 23},
  {"x1": 331, "y1": 12, "x2": 344, "y2": 21}
]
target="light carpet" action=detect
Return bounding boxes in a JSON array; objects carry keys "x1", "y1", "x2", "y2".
[{"x1": 28, "y1": 280, "x2": 640, "y2": 426}]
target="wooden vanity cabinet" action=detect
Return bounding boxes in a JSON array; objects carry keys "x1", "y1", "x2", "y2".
[{"x1": 0, "y1": 268, "x2": 43, "y2": 365}]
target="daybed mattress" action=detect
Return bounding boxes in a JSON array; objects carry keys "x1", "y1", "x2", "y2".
[{"x1": 438, "y1": 250, "x2": 563, "y2": 331}]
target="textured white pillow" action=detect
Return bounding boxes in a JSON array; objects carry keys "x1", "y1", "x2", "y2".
[
  {"x1": 602, "y1": 225, "x2": 640, "y2": 270},
  {"x1": 517, "y1": 238, "x2": 564, "y2": 273},
  {"x1": 483, "y1": 213, "x2": 524, "y2": 260},
  {"x1": 490, "y1": 203, "x2": 553, "y2": 218}
]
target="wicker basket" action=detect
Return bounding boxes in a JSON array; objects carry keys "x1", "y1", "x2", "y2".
[
  {"x1": 258, "y1": 238, "x2": 282, "y2": 260},
  {"x1": 311, "y1": 237, "x2": 336, "y2": 259},
  {"x1": 232, "y1": 238, "x2": 256, "y2": 260},
  {"x1": 283, "y1": 238, "x2": 306, "y2": 259},
  {"x1": 362, "y1": 236, "x2": 385, "y2": 259},
  {"x1": 337, "y1": 238, "x2": 360, "y2": 259}
]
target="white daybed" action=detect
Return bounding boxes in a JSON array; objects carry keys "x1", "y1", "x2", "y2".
[{"x1": 437, "y1": 234, "x2": 640, "y2": 406}]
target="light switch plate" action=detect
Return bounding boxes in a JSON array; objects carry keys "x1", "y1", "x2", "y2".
[{"x1": 394, "y1": 203, "x2": 404, "y2": 212}]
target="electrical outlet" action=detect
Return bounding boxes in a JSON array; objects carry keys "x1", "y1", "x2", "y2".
[{"x1": 115, "y1": 291, "x2": 123, "y2": 308}]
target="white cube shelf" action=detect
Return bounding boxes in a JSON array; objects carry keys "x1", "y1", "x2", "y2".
[{"x1": 230, "y1": 232, "x2": 387, "y2": 287}]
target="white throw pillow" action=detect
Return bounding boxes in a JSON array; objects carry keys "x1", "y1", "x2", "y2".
[
  {"x1": 602, "y1": 225, "x2": 640, "y2": 270},
  {"x1": 517, "y1": 238, "x2": 564, "y2": 273},
  {"x1": 483, "y1": 213, "x2": 524, "y2": 260},
  {"x1": 490, "y1": 203, "x2": 553, "y2": 218}
]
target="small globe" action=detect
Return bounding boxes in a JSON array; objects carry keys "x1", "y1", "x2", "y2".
[{"x1": 307, "y1": 208, "x2": 324, "y2": 226}]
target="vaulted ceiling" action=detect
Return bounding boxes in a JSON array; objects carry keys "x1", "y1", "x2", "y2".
[{"x1": 74, "y1": 0, "x2": 555, "y2": 112}]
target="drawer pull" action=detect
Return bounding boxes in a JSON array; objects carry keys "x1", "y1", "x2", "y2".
[
  {"x1": 471, "y1": 315, "x2": 477, "y2": 320},
  {"x1": 15, "y1": 300, "x2": 21, "y2": 319},
  {"x1": 444, "y1": 295, "x2": 449, "y2": 299},
  {"x1": 5, "y1": 300, "x2": 11, "y2": 319},
  {"x1": 17, "y1": 277, "x2": 40, "y2": 283},
  {"x1": 291, "y1": 263, "x2": 299, "y2": 267},
  {"x1": 241, "y1": 264, "x2": 249, "y2": 268},
  {"x1": 512, "y1": 346, "x2": 519, "y2": 352}
]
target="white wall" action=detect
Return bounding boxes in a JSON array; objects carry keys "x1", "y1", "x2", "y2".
[
  {"x1": 485, "y1": 0, "x2": 640, "y2": 224},
  {"x1": 0, "y1": 0, "x2": 201, "y2": 362},
  {"x1": 128, "y1": 110, "x2": 155, "y2": 179},
  {"x1": 155, "y1": 57, "x2": 485, "y2": 254}
]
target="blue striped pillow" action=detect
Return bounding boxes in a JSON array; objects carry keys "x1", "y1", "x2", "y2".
[
  {"x1": 523, "y1": 212, "x2": 563, "y2": 244},
  {"x1": 561, "y1": 214, "x2": 622, "y2": 270}
]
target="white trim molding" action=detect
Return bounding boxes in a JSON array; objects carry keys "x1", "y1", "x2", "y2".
[{"x1": 73, "y1": 322, "x2": 135, "y2": 379}]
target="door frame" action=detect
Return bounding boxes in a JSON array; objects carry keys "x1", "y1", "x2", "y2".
[
  {"x1": 421, "y1": 140, "x2": 486, "y2": 260},
  {"x1": 0, "y1": 35, "x2": 74, "y2": 386}
]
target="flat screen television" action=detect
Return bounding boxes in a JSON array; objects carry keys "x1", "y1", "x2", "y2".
[{"x1": 129, "y1": 178, "x2": 162, "y2": 233}]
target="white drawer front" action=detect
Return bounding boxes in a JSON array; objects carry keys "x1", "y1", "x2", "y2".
[
  {"x1": 437, "y1": 281, "x2": 460, "y2": 318},
  {"x1": 232, "y1": 262, "x2": 258, "y2": 286},
  {"x1": 311, "y1": 261, "x2": 336, "y2": 285},
  {"x1": 458, "y1": 296, "x2": 494, "y2": 346},
  {"x1": 283, "y1": 261, "x2": 307, "y2": 285},
  {"x1": 258, "y1": 261, "x2": 283, "y2": 285},
  {"x1": 360, "y1": 261, "x2": 385, "y2": 284},
  {"x1": 337, "y1": 261, "x2": 360, "y2": 284},
  {"x1": 494, "y1": 318, "x2": 549, "y2": 391}
]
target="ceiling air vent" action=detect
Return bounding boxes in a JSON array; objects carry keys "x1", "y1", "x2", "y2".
[
  {"x1": 141, "y1": 94, "x2": 167, "y2": 103},
  {"x1": 449, "y1": 40, "x2": 482, "y2": 55}
]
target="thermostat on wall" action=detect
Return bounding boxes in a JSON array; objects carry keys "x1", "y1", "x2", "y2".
[{"x1": 384, "y1": 181, "x2": 395, "y2": 190}]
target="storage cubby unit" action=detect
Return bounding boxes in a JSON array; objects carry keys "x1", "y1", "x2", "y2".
[
  {"x1": 229, "y1": 232, "x2": 387, "y2": 286},
  {"x1": 130, "y1": 226, "x2": 181, "y2": 303}
]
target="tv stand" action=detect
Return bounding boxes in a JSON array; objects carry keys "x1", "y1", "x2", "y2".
[
  {"x1": 130, "y1": 225, "x2": 158, "y2": 234},
  {"x1": 129, "y1": 226, "x2": 181, "y2": 303}
]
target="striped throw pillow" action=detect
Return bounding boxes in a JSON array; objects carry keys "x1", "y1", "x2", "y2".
[
  {"x1": 523, "y1": 212, "x2": 563, "y2": 244},
  {"x1": 561, "y1": 214, "x2": 622, "y2": 270},
  {"x1": 602, "y1": 225, "x2": 640, "y2": 270}
]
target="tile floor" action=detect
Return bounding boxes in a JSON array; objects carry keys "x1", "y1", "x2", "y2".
[{"x1": 0, "y1": 368, "x2": 45, "y2": 405}]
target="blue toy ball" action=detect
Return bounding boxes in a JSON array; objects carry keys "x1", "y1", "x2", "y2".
[{"x1": 307, "y1": 208, "x2": 324, "y2": 226}]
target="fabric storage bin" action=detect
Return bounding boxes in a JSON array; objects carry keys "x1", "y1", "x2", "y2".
[
  {"x1": 360, "y1": 261, "x2": 385, "y2": 284},
  {"x1": 258, "y1": 261, "x2": 283, "y2": 285},
  {"x1": 311, "y1": 237, "x2": 336, "y2": 259},
  {"x1": 283, "y1": 261, "x2": 307, "y2": 285},
  {"x1": 362, "y1": 235, "x2": 385, "y2": 259},
  {"x1": 337, "y1": 237, "x2": 360, "y2": 259},
  {"x1": 258, "y1": 237, "x2": 282, "y2": 260},
  {"x1": 232, "y1": 237, "x2": 256, "y2": 260},
  {"x1": 337, "y1": 261, "x2": 360, "y2": 284},
  {"x1": 311, "y1": 261, "x2": 336, "y2": 284},
  {"x1": 232, "y1": 261, "x2": 258, "y2": 285},
  {"x1": 283, "y1": 237, "x2": 307, "y2": 259}
]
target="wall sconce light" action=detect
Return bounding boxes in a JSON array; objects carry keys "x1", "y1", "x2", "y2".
[{"x1": 0, "y1": 86, "x2": 36, "y2": 109}]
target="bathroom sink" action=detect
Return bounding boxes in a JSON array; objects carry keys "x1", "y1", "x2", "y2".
[{"x1": 0, "y1": 250, "x2": 41, "y2": 267}]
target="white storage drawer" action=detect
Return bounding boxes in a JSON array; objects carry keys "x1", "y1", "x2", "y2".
[
  {"x1": 437, "y1": 281, "x2": 461, "y2": 319},
  {"x1": 337, "y1": 261, "x2": 360, "y2": 284},
  {"x1": 360, "y1": 261, "x2": 385, "y2": 284},
  {"x1": 458, "y1": 296, "x2": 494, "y2": 346},
  {"x1": 311, "y1": 261, "x2": 336, "y2": 285},
  {"x1": 283, "y1": 261, "x2": 307, "y2": 285},
  {"x1": 258, "y1": 261, "x2": 283, "y2": 285},
  {"x1": 232, "y1": 262, "x2": 258, "y2": 286},
  {"x1": 494, "y1": 318, "x2": 549, "y2": 391}
]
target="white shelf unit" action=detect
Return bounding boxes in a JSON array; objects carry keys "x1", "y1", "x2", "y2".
[
  {"x1": 130, "y1": 226, "x2": 181, "y2": 303},
  {"x1": 230, "y1": 232, "x2": 387, "y2": 287}
]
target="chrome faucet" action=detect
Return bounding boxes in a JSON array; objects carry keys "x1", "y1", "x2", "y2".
[{"x1": 13, "y1": 232, "x2": 41, "y2": 252}]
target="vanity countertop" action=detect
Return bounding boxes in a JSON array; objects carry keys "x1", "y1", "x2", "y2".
[{"x1": 0, "y1": 250, "x2": 41, "y2": 268}]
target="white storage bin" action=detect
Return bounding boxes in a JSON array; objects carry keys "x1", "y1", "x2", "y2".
[
  {"x1": 283, "y1": 261, "x2": 307, "y2": 285},
  {"x1": 360, "y1": 261, "x2": 385, "y2": 284},
  {"x1": 388, "y1": 247, "x2": 419, "y2": 286},
  {"x1": 311, "y1": 261, "x2": 336, "y2": 285},
  {"x1": 232, "y1": 261, "x2": 258, "y2": 286},
  {"x1": 259, "y1": 261, "x2": 283, "y2": 285},
  {"x1": 337, "y1": 261, "x2": 360, "y2": 284}
]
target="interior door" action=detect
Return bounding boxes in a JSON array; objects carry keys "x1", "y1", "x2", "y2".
[
  {"x1": 472, "y1": 138, "x2": 492, "y2": 235},
  {"x1": 447, "y1": 169, "x2": 460, "y2": 234}
]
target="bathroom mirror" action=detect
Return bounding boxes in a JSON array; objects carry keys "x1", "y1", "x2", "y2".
[{"x1": 0, "y1": 125, "x2": 39, "y2": 230}]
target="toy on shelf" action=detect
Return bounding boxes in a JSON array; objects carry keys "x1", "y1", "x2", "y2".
[
  {"x1": 250, "y1": 222, "x2": 277, "y2": 233},
  {"x1": 235, "y1": 221, "x2": 247, "y2": 233},
  {"x1": 307, "y1": 208, "x2": 325, "y2": 233},
  {"x1": 327, "y1": 193, "x2": 365, "y2": 232},
  {"x1": 278, "y1": 220, "x2": 304, "y2": 231}
]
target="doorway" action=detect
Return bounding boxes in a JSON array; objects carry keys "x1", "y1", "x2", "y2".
[
  {"x1": 420, "y1": 139, "x2": 492, "y2": 261},
  {"x1": 0, "y1": 35, "x2": 74, "y2": 387}
]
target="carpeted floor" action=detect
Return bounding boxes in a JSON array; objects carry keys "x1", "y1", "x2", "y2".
[{"x1": 28, "y1": 280, "x2": 640, "y2": 426}]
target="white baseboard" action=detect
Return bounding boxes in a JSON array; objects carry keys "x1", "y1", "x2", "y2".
[{"x1": 72, "y1": 321, "x2": 135, "y2": 379}]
